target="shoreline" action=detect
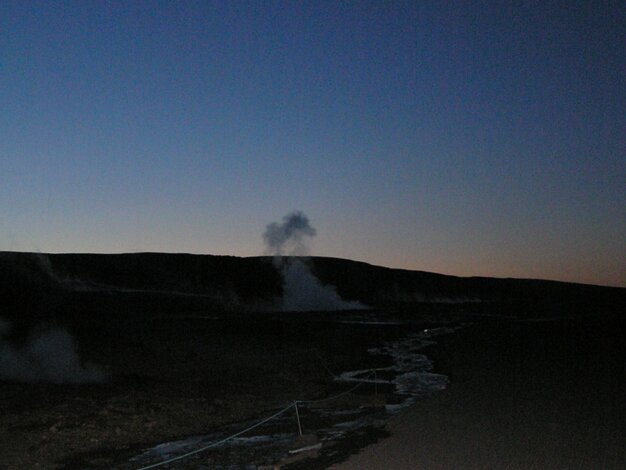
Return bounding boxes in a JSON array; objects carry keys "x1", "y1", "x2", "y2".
[{"x1": 333, "y1": 314, "x2": 626, "y2": 469}]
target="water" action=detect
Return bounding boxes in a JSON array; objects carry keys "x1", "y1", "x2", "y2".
[{"x1": 129, "y1": 324, "x2": 457, "y2": 469}]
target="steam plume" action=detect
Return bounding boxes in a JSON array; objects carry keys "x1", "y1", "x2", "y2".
[
  {"x1": 0, "y1": 318, "x2": 107, "y2": 384},
  {"x1": 281, "y1": 260, "x2": 366, "y2": 311},
  {"x1": 263, "y1": 211, "x2": 316, "y2": 256},
  {"x1": 263, "y1": 211, "x2": 366, "y2": 311}
]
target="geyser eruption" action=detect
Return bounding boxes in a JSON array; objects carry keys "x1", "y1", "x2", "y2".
[
  {"x1": 0, "y1": 318, "x2": 107, "y2": 384},
  {"x1": 280, "y1": 260, "x2": 365, "y2": 311},
  {"x1": 263, "y1": 211, "x2": 366, "y2": 311}
]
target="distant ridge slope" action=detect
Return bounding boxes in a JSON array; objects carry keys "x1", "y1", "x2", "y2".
[
  {"x1": 308, "y1": 256, "x2": 625, "y2": 315},
  {"x1": 1, "y1": 252, "x2": 624, "y2": 320}
]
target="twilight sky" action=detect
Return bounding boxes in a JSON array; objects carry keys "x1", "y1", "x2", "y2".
[{"x1": 1, "y1": 1, "x2": 624, "y2": 287}]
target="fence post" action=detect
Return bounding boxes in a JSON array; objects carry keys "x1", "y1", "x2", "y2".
[
  {"x1": 294, "y1": 402, "x2": 303, "y2": 436},
  {"x1": 374, "y1": 370, "x2": 378, "y2": 396}
]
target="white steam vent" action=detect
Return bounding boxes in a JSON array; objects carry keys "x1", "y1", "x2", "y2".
[{"x1": 0, "y1": 318, "x2": 108, "y2": 384}]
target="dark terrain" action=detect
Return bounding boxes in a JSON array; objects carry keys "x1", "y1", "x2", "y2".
[
  {"x1": 337, "y1": 314, "x2": 626, "y2": 469},
  {"x1": 0, "y1": 252, "x2": 624, "y2": 469},
  {"x1": 2, "y1": 252, "x2": 624, "y2": 323}
]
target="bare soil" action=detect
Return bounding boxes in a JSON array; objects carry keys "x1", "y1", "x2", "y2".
[
  {"x1": 0, "y1": 312, "x2": 424, "y2": 469},
  {"x1": 335, "y1": 314, "x2": 626, "y2": 469}
]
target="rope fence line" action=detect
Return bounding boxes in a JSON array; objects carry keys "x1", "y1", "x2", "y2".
[
  {"x1": 135, "y1": 403, "x2": 296, "y2": 470},
  {"x1": 298, "y1": 371, "x2": 377, "y2": 405},
  {"x1": 312, "y1": 348, "x2": 339, "y2": 379},
  {"x1": 135, "y1": 371, "x2": 379, "y2": 470}
]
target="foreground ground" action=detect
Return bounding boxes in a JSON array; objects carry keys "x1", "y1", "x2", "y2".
[
  {"x1": 334, "y1": 313, "x2": 625, "y2": 469},
  {"x1": 0, "y1": 310, "x2": 436, "y2": 469},
  {"x1": 2, "y1": 308, "x2": 624, "y2": 469}
]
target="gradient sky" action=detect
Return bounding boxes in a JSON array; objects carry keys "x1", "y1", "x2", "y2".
[{"x1": 1, "y1": 1, "x2": 625, "y2": 287}]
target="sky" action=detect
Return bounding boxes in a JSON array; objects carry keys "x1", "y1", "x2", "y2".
[{"x1": 1, "y1": 1, "x2": 624, "y2": 287}]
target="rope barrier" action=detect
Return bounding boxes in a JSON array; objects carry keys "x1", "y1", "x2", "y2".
[
  {"x1": 312, "y1": 349, "x2": 338, "y2": 379},
  {"x1": 134, "y1": 370, "x2": 379, "y2": 469},
  {"x1": 298, "y1": 371, "x2": 377, "y2": 405},
  {"x1": 135, "y1": 403, "x2": 296, "y2": 470}
]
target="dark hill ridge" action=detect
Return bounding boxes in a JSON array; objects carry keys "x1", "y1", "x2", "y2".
[
  {"x1": 308, "y1": 257, "x2": 625, "y2": 312},
  {"x1": 1, "y1": 251, "x2": 624, "y2": 321}
]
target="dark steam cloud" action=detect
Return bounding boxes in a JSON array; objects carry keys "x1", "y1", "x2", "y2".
[{"x1": 263, "y1": 211, "x2": 317, "y2": 256}]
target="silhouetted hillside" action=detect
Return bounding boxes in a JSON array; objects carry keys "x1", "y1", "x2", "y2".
[
  {"x1": 1, "y1": 252, "x2": 624, "y2": 322},
  {"x1": 308, "y1": 256, "x2": 625, "y2": 316}
]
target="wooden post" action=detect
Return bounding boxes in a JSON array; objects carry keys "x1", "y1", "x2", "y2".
[
  {"x1": 374, "y1": 370, "x2": 378, "y2": 396},
  {"x1": 294, "y1": 402, "x2": 303, "y2": 436}
]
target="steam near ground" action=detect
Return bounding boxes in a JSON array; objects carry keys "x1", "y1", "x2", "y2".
[
  {"x1": 281, "y1": 259, "x2": 366, "y2": 311},
  {"x1": 0, "y1": 318, "x2": 107, "y2": 384},
  {"x1": 263, "y1": 211, "x2": 367, "y2": 311}
]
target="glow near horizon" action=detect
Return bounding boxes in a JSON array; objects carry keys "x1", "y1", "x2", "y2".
[{"x1": 1, "y1": 2, "x2": 624, "y2": 287}]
